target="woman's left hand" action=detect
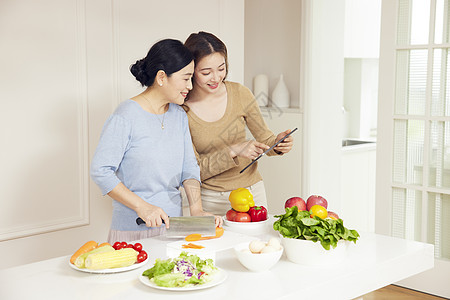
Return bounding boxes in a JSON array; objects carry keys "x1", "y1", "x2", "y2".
[
  {"x1": 274, "y1": 129, "x2": 294, "y2": 154},
  {"x1": 191, "y1": 210, "x2": 223, "y2": 228}
]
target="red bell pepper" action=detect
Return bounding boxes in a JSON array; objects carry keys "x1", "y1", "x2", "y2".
[{"x1": 248, "y1": 206, "x2": 267, "y2": 222}]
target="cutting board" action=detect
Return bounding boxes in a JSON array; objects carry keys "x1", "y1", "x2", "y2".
[{"x1": 166, "y1": 230, "x2": 257, "y2": 260}]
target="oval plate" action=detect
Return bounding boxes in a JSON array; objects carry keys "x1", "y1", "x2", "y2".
[
  {"x1": 68, "y1": 259, "x2": 149, "y2": 274},
  {"x1": 138, "y1": 268, "x2": 227, "y2": 291}
]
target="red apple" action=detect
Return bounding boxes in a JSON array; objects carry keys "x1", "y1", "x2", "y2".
[
  {"x1": 285, "y1": 197, "x2": 307, "y2": 211},
  {"x1": 226, "y1": 209, "x2": 237, "y2": 221},
  {"x1": 327, "y1": 211, "x2": 339, "y2": 220},
  {"x1": 306, "y1": 195, "x2": 328, "y2": 211},
  {"x1": 234, "y1": 212, "x2": 251, "y2": 222}
]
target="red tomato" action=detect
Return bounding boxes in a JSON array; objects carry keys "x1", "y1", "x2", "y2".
[
  {"x1": 226, "y1": 209, "x2": 237, "y2": 221},
  {"x1": 120, "y1": 241, "x2": 128, "y2": 249},
  {"x1": 112, "y1": 242, "x2": 122, "y2": 250},
  {"x1": 234, "y1": 212, "x2": 251, "y2": 222},
  {"x1": 125, "y1": 244, "x2": 134, "y2": 249},
  {"x1": 137, "y1": 250, "x2": 148, "y2": 263},
  {"x1": 133, "y1": 243, "x2": 143, "y2": 252}
]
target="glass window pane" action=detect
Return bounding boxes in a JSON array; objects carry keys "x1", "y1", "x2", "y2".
[
  {"x1": 429, "y1": 121, "x2": 450, "y2": 188},
  {"x1": 431, "y1": 49, "x2": 443, "y2": 116},
  {"x1": 395, "y1": 50, "x2": 428, "y2": 115},
  {"x1": 432, "y1": 49, "x2": 450, "y2": 117},
  {"x1": 428, "y1": 193, "x2": 450, "y2": 260},
  {"x1": 393, "y1": 120, "x2": 425, "y2": 185},
  {"x1": 445, "y1": 0, "x2": 450, "y2": 43},
  {"x1": 397, "y1": 0, "x2": 430, "y2": 45},
  {"x1": 411, "y1": 0, "x2": 431, "y2": 44},
  {"x1": 447, "y1": 50, "x2": 450, "y2": 116},
  {"x1": 435, "y1": 0, "x2": 444, "y2": 44},
  {"x1": 397, "y1": 0, "x2": 411, "y2": 46},
  {"x1": 392, "y1": 188, "x2": 422, "y2": 240}
]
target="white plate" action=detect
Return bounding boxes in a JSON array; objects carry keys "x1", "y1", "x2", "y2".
[
  {"x1": 222, "y1": 215, "x2": 269, "y2": 230},
  {"x1": 138, "y1": 268, "x2": 227, "y2": 291},
  {"x1": 68, "y1": 259, "x2": 148, "y2": 274}
]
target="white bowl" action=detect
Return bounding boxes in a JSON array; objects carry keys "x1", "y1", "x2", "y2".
[
  {"x1": 223, "y1": 216, "x2": 269, "y2": 232},
  {"x1": 281, "y1": 236, "x2": 349, "y2": 265},
  {"x1": 233, "y1": 242, "x2": 283, "y2": 272}
]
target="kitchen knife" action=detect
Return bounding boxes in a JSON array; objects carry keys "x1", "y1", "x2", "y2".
[
  {"x1": 136, "y1": 216, "x2": 216, "y2": 238},
  {"x1": 240, "y1": 127, "x2": 298, "y2": 173}
]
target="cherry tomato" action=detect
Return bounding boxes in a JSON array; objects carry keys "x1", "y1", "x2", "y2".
[
  {"x1": 125, "y1": 244, "x2": 134, "y2": 249},
  {"x1": 112, "y1": 242, "x2": 121, "y2": 250},
  {"x1": 137, "y1": 250, "x2": 148, "y2": 263},
  {"x1": 133, "y1": 243, "x2": 143, "y2": 252},
  {"x1": 226, "y1": 209, "x2": 237, "y2": 221},
  {"x1": 120, "y1": 241, "x2": 128, "y2": 249},
  {"x1": 234, "y1": 212, "x2": 251, "y2": 222}
]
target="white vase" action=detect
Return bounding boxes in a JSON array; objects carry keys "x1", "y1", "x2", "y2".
[
  {"x1": 271, "y1": 74, "x2": 290, "y2": 108},
  {"x1": 253, "y1": 74, "x2": 269, "y2": 106}
]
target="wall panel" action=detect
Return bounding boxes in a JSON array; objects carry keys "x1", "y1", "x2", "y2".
[{"x1": 0, "y1": 0, "x2": 89, "y2": 241}]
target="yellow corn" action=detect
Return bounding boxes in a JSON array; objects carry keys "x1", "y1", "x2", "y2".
[
  {"x1": 74, "y1": 245, "x2": 115, "y2": 268},
  {"x1": 85, "y1": 248, "x2": 138, "y2": 270}
]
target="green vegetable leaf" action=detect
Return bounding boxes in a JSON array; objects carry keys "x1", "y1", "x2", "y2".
[{"x1": 272, "y1": 207, "x2": 360, "y2": 250}]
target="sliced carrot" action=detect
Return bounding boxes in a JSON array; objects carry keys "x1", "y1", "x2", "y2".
[
  {"x1": 185, "y1": 234, "x2": 202, "y2": 242},
  {"x1": 182, "y1": 243, "x2": 205, "y2": 249},
  {"x1": 70, "y1": 241, "x2": 98, "y2": 264},
  {"x1": 184, "y1": 227, "x2": 224, "y2": 242}
]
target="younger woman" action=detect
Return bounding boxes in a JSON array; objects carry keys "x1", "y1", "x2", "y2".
[{"x1": 183, "y1": 32, "x2": 294, "y2": 215}]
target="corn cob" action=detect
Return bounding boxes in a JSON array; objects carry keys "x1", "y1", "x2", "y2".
[
  {"x1": 85, "y1": 248, "x2": 138, "y2": 270},
  {"x1": 74, "y1": 245, "x2": 115, "y2": 268}
]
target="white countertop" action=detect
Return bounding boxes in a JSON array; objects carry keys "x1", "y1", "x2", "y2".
[{"x1": 0, "y1": 222, "x2": 434, "y2": 300}]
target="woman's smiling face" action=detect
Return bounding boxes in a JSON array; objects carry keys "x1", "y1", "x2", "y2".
[
  {"x1": 165, "y1": 61, "x2": 194, "y2": 104},
  {"x1": 193, "y1": 52, "x2": 226, "y2": 94}
]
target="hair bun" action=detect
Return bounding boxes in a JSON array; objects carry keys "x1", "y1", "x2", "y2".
[{"x1": 130, "y1": 59, "x2": 149, "y2": 86}]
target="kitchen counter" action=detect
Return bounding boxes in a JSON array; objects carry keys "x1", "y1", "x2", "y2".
[{"x1": 0, "y1": 221, "x2": 434, "y2": 300}]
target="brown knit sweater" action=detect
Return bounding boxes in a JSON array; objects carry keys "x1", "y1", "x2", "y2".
[{"x1": 185, "y1": 81, "x2": 279, "y2": 191}]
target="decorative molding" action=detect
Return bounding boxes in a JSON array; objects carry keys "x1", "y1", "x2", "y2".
[{"x1": 0, "y1": 0, "x2": 90, "y2": 241}]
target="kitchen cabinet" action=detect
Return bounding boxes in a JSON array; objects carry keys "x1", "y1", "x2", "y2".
[{"x1": 340, "y1": 143, "x2": 376, "y2": 233}]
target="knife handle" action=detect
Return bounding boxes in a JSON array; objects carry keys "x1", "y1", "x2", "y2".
[{"x1": 136, "y1": 217, "x2": 166, "y2": 225}]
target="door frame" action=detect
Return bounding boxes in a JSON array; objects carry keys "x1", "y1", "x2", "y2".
[{"x1": 376, "y1": 0, "x2": 450, "y2": 297}]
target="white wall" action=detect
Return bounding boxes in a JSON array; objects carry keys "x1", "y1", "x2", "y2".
[
  {"x1": 0, "y1": 0, "x2": 244, "y2": 269},
  {"x1": 244, "y1": 0, "x2": 302, "y2": 108},
  {"x1": 302, "y1": 0, "x2": 345, "y2": 210}
]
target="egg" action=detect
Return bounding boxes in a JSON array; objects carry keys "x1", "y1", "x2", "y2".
[
  {"x1": 267, "y1": 237, "x2": 282, "y2": 250},
  {"x1": 260, "y1": 245, "x2": 279, "y2": 253},
  {"x1": 249, "y1": 240, "x2": 266, "y2": 254}
]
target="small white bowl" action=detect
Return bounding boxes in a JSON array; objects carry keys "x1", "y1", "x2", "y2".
[
  {"x1": 233, "y1": 242, "x2": 283, "y2": 272},
  {"x1": 281, "y1": 236, "x2": 349, "y2": 266}
]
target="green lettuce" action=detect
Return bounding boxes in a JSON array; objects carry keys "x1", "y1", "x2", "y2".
[
  {"x1": 142, "y1": 252, "x2": 217, "y2": 288},
  {"x1": 273, "y1": 206, "x2": 360, "y2": 250}
]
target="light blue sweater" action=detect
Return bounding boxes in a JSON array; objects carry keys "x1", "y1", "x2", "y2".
[{"x1": 90, "y1": 100, "x2": 200, "y2": 231}]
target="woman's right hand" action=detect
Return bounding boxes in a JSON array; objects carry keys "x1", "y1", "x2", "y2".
[
  {"x1": 137, "y1": 204, "x2": 170, "y2": 228},
  {"x1": 229, "y1": 140, "x2": 269, "y2": 160}
]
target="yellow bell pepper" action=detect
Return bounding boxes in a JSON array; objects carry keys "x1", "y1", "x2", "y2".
[{"x1": 229, "y1": 188, "x2": 255, "y2": 212}]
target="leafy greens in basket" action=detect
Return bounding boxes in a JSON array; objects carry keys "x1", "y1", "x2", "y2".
[{"x1": 273, "y1": 206, "x2": 360, "y2": 250}]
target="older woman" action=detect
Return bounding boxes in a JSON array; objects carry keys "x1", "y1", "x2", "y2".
[{"x1": 91, "y1": 39, "x2": 222, "y2": 243}]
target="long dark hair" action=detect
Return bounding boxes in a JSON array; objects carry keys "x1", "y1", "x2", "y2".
[
  {"x1": 184, "y1": 31, "x2": 228, "y2": 80},
  {"x1": 130, "y1": 39, "x2": 193, "y2": 87}
]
